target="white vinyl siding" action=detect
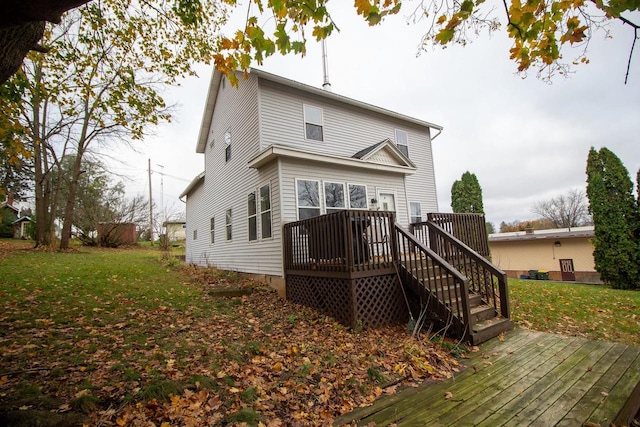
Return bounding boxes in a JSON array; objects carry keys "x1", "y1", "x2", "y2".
[{"x1": 257, "y1": 77, "x2": 438, "y2": 214}]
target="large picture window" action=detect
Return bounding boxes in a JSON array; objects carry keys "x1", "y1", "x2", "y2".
[
  {"x1": 348, "y1": 184, "x2": 368, "y2": 209},
  {"x1": 248, "y1": 192, "x2": 257, "y2": 241},
  {"x1": 296, "y1": 179, "x2": 321, "y2": 219},
  {"x1": 260, "y1": 184, "x2": 272, "y2": 239},
  {"x1": 304, "y1": 105, "x2": 324, "y2": 141},
  {"x1": 395, "y1": 129, "x2": 409, "y2": 157},
  {"x1": 324, "y1": 182, "x2": 345, "y2": 214},
  {"x1": 225, "y1": 208, "x2": 232, "y2": 240}
]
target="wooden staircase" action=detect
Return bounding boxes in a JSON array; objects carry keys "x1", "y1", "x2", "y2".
[{"x1": 394, "y1": 222, "x2": 513, "y2": 345}]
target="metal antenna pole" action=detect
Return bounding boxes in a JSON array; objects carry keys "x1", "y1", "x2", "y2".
[{"x1": 322, "y1": 39, "x2": 331, "y2": 91}]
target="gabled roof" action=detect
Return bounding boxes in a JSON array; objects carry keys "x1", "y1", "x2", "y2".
[
  {"x1": 248, "y1": 144, "x2": 416, "y2": 175},
  {"x1": 1, "y1": 202, "x2": 19, "y2": 213},
  {"x1": 12, "y1": 216, "x2": 31, "y2": 224},
  {"x1": 196, "y1": 68, "x2": 443, "y2": 153},
  {"x1": 351, "y1": 139, "x2": 416, "y2": 168}
]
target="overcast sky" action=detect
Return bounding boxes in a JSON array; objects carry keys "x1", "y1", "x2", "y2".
[{"x1": 109, "y1": 2, "x2": 640, "y2": 228}]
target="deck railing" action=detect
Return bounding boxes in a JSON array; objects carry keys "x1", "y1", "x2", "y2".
[
  {"x1": 411, "y1": 213, "x2": 490, "y2": 258},
  {"x1": 420, "y1": 221, "x2": 510, "y2": 319},
  {"x1": 283, "y1": 210, "x2": 396, "y2": 276},
  {"x1": 395, "y1": 225, "x2": 472, "y2": 338}
]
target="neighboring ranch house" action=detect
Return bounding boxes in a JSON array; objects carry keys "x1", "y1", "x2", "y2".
[
  {"x1": 181, "y1": 68, "x2": 442, "y2": 288},
  {"x1": 488, "y1": 226, "x2": 601, "y2": 283}
]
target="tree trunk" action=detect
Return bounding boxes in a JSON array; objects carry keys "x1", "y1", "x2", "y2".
[
  {"x1": 59, "y1": 151, "x2": 83, "y2": 249},
  {"x1": 0, "y1": 21, "x2": 45, "y2": 84}
]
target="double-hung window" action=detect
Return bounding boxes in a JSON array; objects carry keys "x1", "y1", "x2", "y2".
[
  {"x1": 324, "y1": 182, "x2": 346, "y2": 214},
  {"x1": 395, "y1": 129, "x2": 409, "y2": 157},
  {"x1": 260, "y1": 184, "x2": 272, "y2": 239},
  {"x1": 348, "y1": 184, "x2": 368, "y2": 209},
  {"x1": 248, "y1": 192, "x2": 257, "y2": 241},
  {"x1": 225, "y1": 129, "x2": 232, "y2": 162},
  {"x1": 296, "y1": 179, "x2": 321, "y2": 220},
  {"x1": 210, "y1": 217, "x2": 215, "y2": 244},
  {"x1": 225, "y1": 208, "x2": 232, "y2": 240},
  {"x1": 304, "y1": 105, "x2": 324, "y2": 141}
]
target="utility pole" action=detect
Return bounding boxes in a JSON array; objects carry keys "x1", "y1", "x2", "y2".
[
  {"x1": 157, "y1": 164, "x2": 164, "y2": 228},
  {"x1": 148, "y1": 158, "x2": 154, "y2": 245}
]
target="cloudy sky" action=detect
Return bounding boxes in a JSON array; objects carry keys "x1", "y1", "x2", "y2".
[{"x1": 111, "y1": 2, "x2": 640, "y2": 228}]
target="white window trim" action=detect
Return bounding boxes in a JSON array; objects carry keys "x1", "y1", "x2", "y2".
[
  {"x1": 348, "y1": 182, "x2": 369, "y2": 210},
  {"x1": 303, "y1": 104, "x2": 324, "y2": 142},
  {"x1": 395, "y1": 129, "x2": 409, "y2": 156},
  {"x1": 323, "y1": 181, "x2": 346, "y2": 213},
  {"x1": 259, "y1": 182, "x2": 273, "y2": 240},
  {"x1": 295, "y1": 178, "x2": 322, "y2": 220},
  {"x1": 248, "y1": 191, "x2": 257, "y2": 242}
]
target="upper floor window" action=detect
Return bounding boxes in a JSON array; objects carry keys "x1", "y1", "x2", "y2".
[
  {"x1": 248, "y1": 192, "x2": 257, "y2": 241},
  {"x1": 395, "y1": 129, "x2": 409, "y2": 157},
  {"x1": 260, "y1": 184, "x2": 272, "y2": 239},
  {"x1": 296, "y1": 179, "x2": 321, "y2": 220},
  {"x1": 304, "y1": 105, "x2": 324, "y2": 141},
  {"x1": 210, "y1": 217, "x2": 215, "y2": 244},
  {"x1": 324, "y1": 182, "x2": 345, "y2": 214},
  {"x1": 348, "y1": 184, "x2": 368, "y2": 209},
  {"x1": 225, "y1": 129, "x2": 232, "y2": 162}
]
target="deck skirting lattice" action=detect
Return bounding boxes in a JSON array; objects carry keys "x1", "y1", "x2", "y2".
[{"x1": 286, "y1": 273, "x2": 407, "y2": 329}]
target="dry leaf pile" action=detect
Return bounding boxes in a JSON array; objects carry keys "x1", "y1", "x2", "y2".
[{"x1": 1, "y1": 256, "x2": 463, "y2": 426}]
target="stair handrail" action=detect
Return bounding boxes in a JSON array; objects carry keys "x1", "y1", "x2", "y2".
[
  {"x1": 394, "y1": 224, "x2": 473, "y2": 340},
  {"x1": 424, "y1": 221, "x2": 511, "y2": 320}
]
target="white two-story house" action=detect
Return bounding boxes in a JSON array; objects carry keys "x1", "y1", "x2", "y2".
[{"x1": 181, "y1": 68, "x2": 443, "y2": 289}]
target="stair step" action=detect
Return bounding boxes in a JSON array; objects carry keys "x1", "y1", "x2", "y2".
[
  {"x1": 470, "y1": 304, "x2": 497, "y2": 323},
  {"x1": 470, "y1": 318, "x2": 514, "y2": 345}
]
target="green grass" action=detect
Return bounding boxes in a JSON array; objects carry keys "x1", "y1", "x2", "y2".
[
  {"x1": 0, "y1": 241, "x2": 217, "y2": 414},
  {"x1": 509, "y1": 278, "x2": 640, "y2": 345}
]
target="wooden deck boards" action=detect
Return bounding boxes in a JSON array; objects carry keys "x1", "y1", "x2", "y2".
[{"x1": 336, "y1": 329, "x2": 640, "y2": 426}]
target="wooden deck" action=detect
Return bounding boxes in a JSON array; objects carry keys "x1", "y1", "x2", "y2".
[{"x1": 336, "y1": 329, "x2": 640, "y2": 426}]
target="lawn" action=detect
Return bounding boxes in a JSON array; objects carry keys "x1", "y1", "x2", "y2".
[
  {"x1": 0, "y1": 240, "x2": 460, "y2": 426},
  {"x1": 509, "y1": 278, "x2": 640, "y2": 346}
]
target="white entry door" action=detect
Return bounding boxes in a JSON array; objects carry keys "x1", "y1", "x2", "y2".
[{"x1": 378, "y1": 192, "x2": 396, "y2": 212}]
